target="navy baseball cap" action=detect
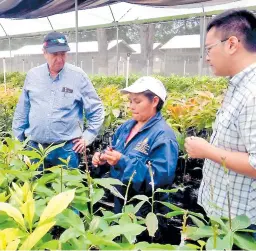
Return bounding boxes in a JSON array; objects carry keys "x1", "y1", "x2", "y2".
[{"x1": 43, "y1": 31, "x2": 70, "y2": 53}]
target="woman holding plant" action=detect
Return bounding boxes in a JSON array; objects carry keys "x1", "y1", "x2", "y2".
[{"x1": 92, "y1": 76, "x2": 179, "y2": 219}]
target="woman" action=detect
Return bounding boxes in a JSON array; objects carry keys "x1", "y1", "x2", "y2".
[{"x1": 92, "y1": 76, "x2": 178, "y2": 215}]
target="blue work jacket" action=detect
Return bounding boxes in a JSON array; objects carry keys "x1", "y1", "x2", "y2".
[{"x1": 111, "y1": 112, "x2": 179, "y2": 194}]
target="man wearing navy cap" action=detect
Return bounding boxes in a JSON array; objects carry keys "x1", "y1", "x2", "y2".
[{"x1": 12, "y1": 31, "x2": 104, "y2": 168}]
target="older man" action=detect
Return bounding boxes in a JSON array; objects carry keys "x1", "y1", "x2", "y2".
[{"x1": 13, "y1": 31, "x2": 104, "y2": 168}]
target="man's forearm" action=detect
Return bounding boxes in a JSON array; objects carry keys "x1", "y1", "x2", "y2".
[{"x1": 206, "y1": 145, "x2": 256, "y2": 178}]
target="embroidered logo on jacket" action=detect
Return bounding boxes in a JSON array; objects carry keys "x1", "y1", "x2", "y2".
[{"x1": 134, "y1": 138, "x2": 150, "y2": 155}]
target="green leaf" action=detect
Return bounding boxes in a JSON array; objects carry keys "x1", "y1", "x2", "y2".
[
  {"x1": 186, "y1": 226, "x2": 214, "y2": 241},
  {"x1": 19, "y1": 220, "x2": 56, "y2": 250},
  {"x1": 129, "y1": 195, "x2": 149, "y2": 202},
  {"x1": 89, "y1": 216, "x2": 108, "y2": 233},
  {"x1": 206, "y1": 236, "x2": 232, "y2": 250},
  {"x1": 231, "y1": 214, "x2": 251, "y2": 232},
  {"x1": 38, "y1": 189, "x2": 75, "y2": 225},
  {"x1": 100, "y1": 223, "x2": 146, "y2": 240},
  {"x1": 134, "y1": 201, "x2": 147, "y2": 214},
  {"x1": 0, "y1": 202, "x2": 26, "y2": 230},
  {"x1": 56, "y1": 209, "x2": 85, "y2": 233},
  {"x1": 189, "y1": 215, "x2": 205, "y2": 228},
  {"x1": 86, "y1": 232, "x2": 121, "y2": 249},
  {"x1": 59, "y1": 227, "x2": 82, "y2": 243},
  {"x1": 209, "y1": 215, "x2": 228, "y2": 231},
  {"x1": 163, "y1": 211, "x2": 184, "y2": 218},
  {"x1": 146, "y1": 212, "x2": 158, "y2": 237},
  {"x1": 92, "y1": 188, "x2": 105, "y2": 206},
  {"x1": 135, "y1": 242, "x2": 176, "y2": 250},
  {"x1": 94, "y1": 178, "x2": 124, "y2": 186},
  {"x1": 155, "y1": 187, "x2": 184, "y2": 193},
  {"x1": 38, "y1": 240, "x2": 59, "y2": 250},
  {"x1": 233, "y1": 232, "x2": 256, "y2": 250}
]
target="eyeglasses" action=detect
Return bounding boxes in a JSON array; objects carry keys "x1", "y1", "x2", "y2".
[
  {"x1": 44, "y1": 38, "x2": 67, "y2": 47},
  {"x1": 205, "y1": 38, "x2": 229, "y2": 56}
]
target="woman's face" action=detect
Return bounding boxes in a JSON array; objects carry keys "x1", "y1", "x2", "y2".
[{"x1": 128, "y1": 93, "x2": 159, "y2": 122}]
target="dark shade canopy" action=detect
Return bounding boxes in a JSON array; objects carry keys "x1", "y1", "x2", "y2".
[{"x1": 0, "y1": 0, "x2": 235, "y2": 19}]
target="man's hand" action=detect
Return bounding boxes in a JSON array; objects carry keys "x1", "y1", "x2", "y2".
[
  {"x1": 103, "y1": 147, "x2": 122, "y2": 166},
  {"x1": 72, "y1": 138, "x2": 86, "y2": 153},
  {"x1": 185, "y1": 136, "x2": 212, "y2": 159}
]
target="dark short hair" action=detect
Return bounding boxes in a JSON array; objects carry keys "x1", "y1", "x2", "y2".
[
  {"x1": 207, "y1": 9, "x2": 256, "y2": 52},
  {"x1": 142, "y1": 90, "x2": 164, "y2": 111}
]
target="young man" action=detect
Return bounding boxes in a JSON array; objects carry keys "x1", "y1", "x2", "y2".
[
  {"x1": 13, "y1": 31, "x2": 104, "y2": 168},
  {"x1": 185, "y1": 9, "x2": 256, "y2": 226}
]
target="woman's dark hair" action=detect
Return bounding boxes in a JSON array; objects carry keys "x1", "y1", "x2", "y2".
[
  {"x1": 142, "y1": 90, "x2": 164, "y2": 111},
  {"x1": 207, "y1": 9, "x2": 256, "y2": 52}
]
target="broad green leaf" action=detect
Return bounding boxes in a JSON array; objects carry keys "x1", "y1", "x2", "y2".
[
  {"x1": 38, "y1": 240, "x2": 59, "y2": 250},
  {"x1": 0, "y1": 192, "x2": 9, "y2": 202},
  {"x1": 20, "y1": 191, "x2": 35, "y2": 231},
  {"x1": 186, "y1": 226, "x2": 214, "y2": 241},
  {"x1": 86, "y1": 232, "x2": 121, "y2": 249},
  {"x1": 155, "y1": 187, "x2": 185, "y2": 193},
  {"x1": 146, "y1": 212, "x2": 158, "y2": 237},
  {"x1": 135, "y1": 242, "x2": 176, "y2": 250},
  {"x1": 94, "y1": 178, "x2": 124, "y2": 187},
  {"x1": 89, "y1": 216, "x2": 108, "y2": 233},
  {"x1": 206, "y1": 236, "x2": 232, "y2": 250},
  {"x1": 38, "y1": 189, "x2": 75, "y2": 225},
  {"x1": 44, "y1": 142, "x2": 65, "y2": 155},
  {"x1": 129, "y1": 195, "x2": 149, "y2": 202},
  {"x1": 209, "y1": 215, "x2": 228, "y2": 231},
  {"x1": 0, "y1": 203, "x2": 25, "y2": 230},
  {"x1": 6, "y1": 239, "x2": 20, "y2": 251},
  {"x1": 56, "y1": 209, "x2": 85, "y2": 233},
  {"x1": 0, "y1": 228, "x2": 24, "y2": 243},
  {"x1": 158, "y1": 201, "x2": 183, "y2": 211},
  {"x1": 92, "y1": 188, "x2": 105, "y2": 206},
  {"x1": 19, "y1": 220, "x2": 55, "y2": 251},
  {"x1": 163, "y1": 211, "x2": 184, "y2": 218},
  {"x1": 19, "y1": 150, "x2": 41, "y2": 160},
  {"x1": 134, "y1": 201, "x2": 146, "y2": 214},
  {"x1": 189, "y1": 215, "x2": 205, "y2": 228},
  {"x1": 59, "y1": 227, "x2": 81, "y2": 243},
  {"x1": 100, "y1": 223, "x2": 146, "y2": 240},
  {"x1": 233, "y1": 232, "x2": 256, "y2": 250},
  {"x1": 231, "y1": 214, "x2": 251, "y2": 232}
]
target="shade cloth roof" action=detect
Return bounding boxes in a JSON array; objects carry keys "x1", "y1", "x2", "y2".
[{"x1": 0, "y1": 0, "x2": 240, "y2": 19}]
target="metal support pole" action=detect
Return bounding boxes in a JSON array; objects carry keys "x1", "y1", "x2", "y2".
[
  {"x1": 8, "y1": 36, "x2": 12, "y2": 72},
  {"x1": 92, "y1": 57, "x2": 94, "y2": 75},
  {"x1": 199, "y1": 5, "x2": 206, "y2": 76},
  {"x1": 3, "y1": 58, "x2": 6, "y2": 92},
  {"x1": 75, "y1": 0, "x2": 79, "y2": 66},
  {"x1": 146, "y1": 59, "x2": 150, "y2": 76},
  {"x1": 22, "y1": 59, "x2": 25, "y2": 73},
  {"x1": 183, "y1": 60, "x2": 187, "y2": 76},
  {"x1": 126, "y1": 53, "x2": 130, "y2": 87},
  {"x1": 116, "y1": 23, "x2": 119, "y2": 75}
]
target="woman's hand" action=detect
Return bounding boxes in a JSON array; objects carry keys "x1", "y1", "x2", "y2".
[
  {"x1": 92, "y1": 152, "x2": 107, "y2": 167},
  {"x1": 103, "y1": 147, "x2": 122, "y2": 166}
]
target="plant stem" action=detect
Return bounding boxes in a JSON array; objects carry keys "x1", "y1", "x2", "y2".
[{"x1": 123, "y1": 170, "x2": 136, "y2": 213}]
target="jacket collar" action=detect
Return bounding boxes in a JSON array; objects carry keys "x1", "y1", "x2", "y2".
[{"x1": 124, "y1": 112, "x2": 163, "y2": 133}]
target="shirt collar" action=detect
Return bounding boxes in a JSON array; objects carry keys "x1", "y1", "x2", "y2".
[
  {"x1": 46, "y1": 63, "x2": 65, "y2": 81},
  {"x1": 230, "y1": 62, "x2": 256, "y2": 87}
]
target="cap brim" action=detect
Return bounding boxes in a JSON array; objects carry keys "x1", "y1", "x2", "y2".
[
  {"x1": 45, "y1": 45, "x2": 70, "y2": 53},
  {"x1": 121, "y1": 85, "x2": 147, "y2": 94}
]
